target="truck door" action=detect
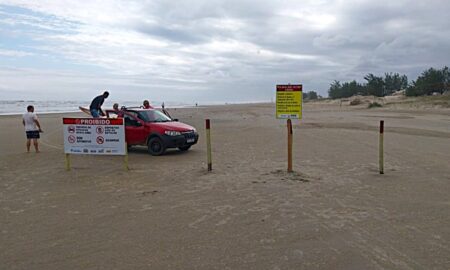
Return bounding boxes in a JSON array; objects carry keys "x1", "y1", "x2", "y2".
[{"x1": 123, "y1": 112, "x2": 145, "y2": 145}]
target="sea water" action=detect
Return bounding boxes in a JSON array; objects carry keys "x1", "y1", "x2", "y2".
[{"x1": 0, "y1": 100, "x2": 196, "y2": 115}]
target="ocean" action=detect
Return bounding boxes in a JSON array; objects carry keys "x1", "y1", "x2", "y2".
[{"x1": 0, "y1": 100, "x2": 197, "y2": 115}]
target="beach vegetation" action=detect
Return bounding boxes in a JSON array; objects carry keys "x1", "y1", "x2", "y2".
[
  {"x1": 327, "y1": 66, "x2": 449, "y2": 99},
  {"x1": 303, "y1": 91, "x2": 318, "y2": 100},
  {"x1": 406, "y1": 67, "x2": 450, "y2": 96},
  {"x1": 328, "y1": 80, "x2": 366, "y2": 99},
  {"x1": 364, "y1": 74, "x2": 385, "y2": 97},
  {"x1": 368, "y1": 102, "x2": 383, "y2": 108},
  {"x1": 384, "y1": 73, "x2": 408, "y2": 95}
]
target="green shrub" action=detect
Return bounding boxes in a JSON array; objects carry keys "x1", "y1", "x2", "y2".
[{"x1": 368, "y1": 102, "x2": 383, "y2": 108}]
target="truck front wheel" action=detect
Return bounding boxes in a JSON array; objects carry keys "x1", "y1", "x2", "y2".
[{"x1": 148, "y1": 137, "x2": 166, "y2": 156}]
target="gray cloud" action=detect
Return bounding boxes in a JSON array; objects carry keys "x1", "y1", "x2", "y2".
[{"x1": 0, "y1": 0, "x2": 449, "y2": 100}]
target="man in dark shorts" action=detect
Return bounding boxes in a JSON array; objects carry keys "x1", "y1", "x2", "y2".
[
  {"x1": 89, "y1": 91, "x2": 109, "y2": 118},
  {"x1": 22, "y1": 105, "x2": 43, "y2": 153}
]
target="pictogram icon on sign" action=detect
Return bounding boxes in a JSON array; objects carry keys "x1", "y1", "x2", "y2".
[
  {"x1": 96, "y1": 136, "x2": 104, "y2": 144},
  {"x1": 68, "y1": 126, "x2": 75, "y2": 133},
  {"x1": 68, "y1": 135, "x2": 76, "y2": 143},
  {"x1": 96, "y1": 126, "x2": 104, "y2": 134}
]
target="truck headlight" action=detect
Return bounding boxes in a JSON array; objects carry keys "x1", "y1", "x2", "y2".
[{"x1": 165, "y1": 130, "x2": 181, "y2": 136}]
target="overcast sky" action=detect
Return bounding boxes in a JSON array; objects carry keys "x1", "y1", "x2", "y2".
[{"x1": 0, "y1": 0, "x2": 449, "y2": 103}]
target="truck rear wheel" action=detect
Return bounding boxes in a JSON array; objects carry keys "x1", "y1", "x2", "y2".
[{"x1": 148, "y1": 137, "x2": 166, "y2": 156}]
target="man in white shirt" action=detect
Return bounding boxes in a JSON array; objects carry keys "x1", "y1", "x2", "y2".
[{"x1": 22, "y1": 105, "x2": 43, "y2": 153}]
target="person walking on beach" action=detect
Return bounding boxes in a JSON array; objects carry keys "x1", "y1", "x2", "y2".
[
  {"x1": 22, "y1": 105, "x2": 43, "y2": 153},
  {"x1": 89, "y1": 91, "x2": 109, "y2": 118},
  {"x1": 142, "y1": 100, "x2": 154, "y2": 109}
]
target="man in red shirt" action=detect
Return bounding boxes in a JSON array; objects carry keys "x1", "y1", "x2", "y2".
[{"x1": 142, "y1": 100, "x2": 154, "y2": 109}]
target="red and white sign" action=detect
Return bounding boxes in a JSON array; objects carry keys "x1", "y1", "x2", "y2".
[{"x1": 63, "y1": 118, "x2": 126, "y2": 155}]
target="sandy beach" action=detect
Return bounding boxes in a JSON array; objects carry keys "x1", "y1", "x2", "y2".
[{"x1": 1, "y1": 102, "x2": 449, "y2": 269}]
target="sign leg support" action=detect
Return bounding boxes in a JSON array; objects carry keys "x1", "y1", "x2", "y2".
[
  {"x1": 65, "y1": 153, "x2": 71, "y2": 171},
  {"x1": 124, "y1": 143, "x2": 129, "y2": 171}
]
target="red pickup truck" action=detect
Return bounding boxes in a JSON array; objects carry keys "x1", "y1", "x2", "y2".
[{"x1": 106, "y1": 108, "x2": 198, "y2": 155}]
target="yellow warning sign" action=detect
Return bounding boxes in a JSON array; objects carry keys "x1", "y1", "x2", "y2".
[{"x1": 276, "y1": 84, "x2": 302, "y2": 119}]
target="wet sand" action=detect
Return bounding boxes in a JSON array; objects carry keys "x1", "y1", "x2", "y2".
[{"x1": 1, "y1": 103, "x2": 449, "y2": 269}]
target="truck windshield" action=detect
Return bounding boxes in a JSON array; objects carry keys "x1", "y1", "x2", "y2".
[{"x1": 138, "y1": 110, "x2": 172, "y2": 122}]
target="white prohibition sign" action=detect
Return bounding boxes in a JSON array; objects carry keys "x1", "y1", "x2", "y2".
[{"x1": 96, "y1": 136, "x2": 104, "y2": 144}]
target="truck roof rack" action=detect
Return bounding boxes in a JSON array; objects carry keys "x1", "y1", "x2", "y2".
[{"x1": 120, "y1": 106, "x2": 142, "y2": 110}]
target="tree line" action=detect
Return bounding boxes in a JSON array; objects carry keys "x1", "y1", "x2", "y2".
[
  {"x1": 327, "y1": 66, "x2": 450, "y2": 99},
  {"x1": 303, "y1": 90, "x2": 319, "y2": 100}
]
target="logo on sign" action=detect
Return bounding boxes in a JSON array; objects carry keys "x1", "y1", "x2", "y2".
[
  {"x1": 96, "y1": 136, "x2": 104, "y2": 144},
  {"x1": 68, "y1": 126, "x2": 75, "y2": 133},
  {"x1": 96, "y1": 126, "x2": 104, "y2": 134},
  {"x1": 68, "y1": 135, "x2": 76, "y2": 143}
]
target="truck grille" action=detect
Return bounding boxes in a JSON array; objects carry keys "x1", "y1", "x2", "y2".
[{"x1": 182, "y1": 131, "x2": 196, "y2": 139}]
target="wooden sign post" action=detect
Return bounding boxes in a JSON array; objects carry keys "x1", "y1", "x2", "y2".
[{"x1": 287, "y1": 119, "x2": 293, "y2": 172}]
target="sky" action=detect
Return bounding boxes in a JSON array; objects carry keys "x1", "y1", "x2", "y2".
[{"x1": 0, "y1": 0, "x2": 449, "y2": 103}]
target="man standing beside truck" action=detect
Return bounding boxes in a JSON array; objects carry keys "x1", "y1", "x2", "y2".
[{"x1": 89, "y1": 91, "x2": 109, "y2": 118}]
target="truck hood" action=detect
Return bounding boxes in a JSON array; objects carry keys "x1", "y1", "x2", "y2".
[{"x1": 147, "y1": 121, "x2": 196, "y2": 132}]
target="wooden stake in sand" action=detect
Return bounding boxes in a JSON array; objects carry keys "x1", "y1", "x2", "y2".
[
  {"x1": 287, "y1": 119, "x2": 293, "y2": 173},
  {"x1": 379, "y1": 120, "x2": 384, "y2": 174},
  {"x1": 206, "y1": 119, "x2": 212, "y2": 171}
]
